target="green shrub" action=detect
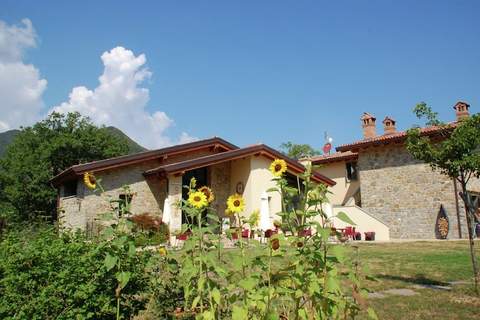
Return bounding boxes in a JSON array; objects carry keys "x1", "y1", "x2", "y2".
[{"x1": 0, "y1": 224, "x2": 152, "y2": 319}]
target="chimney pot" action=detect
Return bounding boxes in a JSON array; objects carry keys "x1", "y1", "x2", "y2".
[
  {"x1": 361, "y1": 112, "x2": 376, "y2": 139},
  {"x1": 382, "y1": 116, "x2": 396, "y2": 135},
  {"x1": 454, "y1": 101, "x2": 470, "y2": 121}
]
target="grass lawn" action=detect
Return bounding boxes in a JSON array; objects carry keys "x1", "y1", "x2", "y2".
[{"x1": 352, "y1": 241, "x2": 480, "y2": 319}]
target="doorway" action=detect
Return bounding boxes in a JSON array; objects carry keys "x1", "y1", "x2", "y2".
[{"x1": 182, "y1": 167, "x2": 208, "y2": 226}]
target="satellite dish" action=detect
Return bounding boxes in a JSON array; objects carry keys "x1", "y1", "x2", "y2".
[{"x1": 323, "y1": 143, "x2": 332, "y2": 154}]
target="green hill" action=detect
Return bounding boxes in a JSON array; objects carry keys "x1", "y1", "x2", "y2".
[
  {"x1": 104, "y1": 126, "x2": 147, "y2": 154},
  {"x1": 0, "y1": 127, "x2": 146, "y2": 158},
  {"x1": 0, "y1": 129, "x2": 20, "y2": 157}
]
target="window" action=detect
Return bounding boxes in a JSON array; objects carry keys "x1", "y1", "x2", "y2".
[
  {"x1": 63, "y1": 180, "x2": 77, "y2": 197},
  {"x1": 346, "y1": 162, "x2": 358, "y2": 181}
]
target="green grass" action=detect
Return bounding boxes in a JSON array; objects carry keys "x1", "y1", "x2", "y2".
[{"x1": 352, "y1": 241, "x2": 480, "y2": 319}]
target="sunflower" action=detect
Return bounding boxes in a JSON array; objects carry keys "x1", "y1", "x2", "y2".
[
  {"x1": 269, "y1": 159, "x2": 287, "y2": 177},
  {"x1": 199, "y1": 186, "x2": 215, "y2": 203},
  {"x1": 83, "y1": 172, "x2": 97, "y2": 190},
  {"x1": 188, "y1": 191, "x2": 208, "y2": 209},
  {"x1": 158, "y1": 247, "x2": 167, "y2": 256},
  {"x1": 226, "y1": 194, "x2": 245, "y2": 213}
]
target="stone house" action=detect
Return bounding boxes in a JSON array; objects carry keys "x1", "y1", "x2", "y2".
[
  {"x1": 51, "y1": 137, "x2": 335, "y2": 235},
  {"x1": 311, "y1": 101, "x2": 480, "y2": 240}
]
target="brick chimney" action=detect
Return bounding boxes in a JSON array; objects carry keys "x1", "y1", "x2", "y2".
[
  {"x1": 453, "y1": 101, "x2": 470, "y2": 121},
  {"x1": 382, "y1": 116, "x2": 396, "y2": 135},
  {"x1": 361, "y1": 112, "x2": 376, "y2": 139}
]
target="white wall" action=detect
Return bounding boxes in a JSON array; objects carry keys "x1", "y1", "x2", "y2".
[
  {"x1": 315, "y1": 161, "x2": 360, "y2": 206},
  {"x1": 332, "y1": 205, "x2": 390, "y2": 241}
]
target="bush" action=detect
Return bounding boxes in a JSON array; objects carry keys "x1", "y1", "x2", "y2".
[{"x1": 0, "y1": 224, "x2": 152, "y2": 319}]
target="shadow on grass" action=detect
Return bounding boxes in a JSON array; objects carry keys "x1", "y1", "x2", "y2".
[{"x1": 375, "y1": 274, "x2": 450, "y2": 286}]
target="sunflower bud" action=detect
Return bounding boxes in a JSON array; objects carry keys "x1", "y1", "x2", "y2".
[{"x1": 271, "y1": 238, "x2": 280, "y2": 250}]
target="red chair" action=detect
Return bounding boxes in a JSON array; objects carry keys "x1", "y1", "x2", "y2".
[
  {"x1": 242, "y1": 229, "x2": 250, "y2": 238},
  {"x1": 343, "y1": 226, "x2": 356, "y2": 240},
  {"x1": 298, "y1": 229, "x2": 312, "y2": 237}
]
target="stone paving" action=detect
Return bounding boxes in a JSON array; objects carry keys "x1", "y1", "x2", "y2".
[{"x1": 368, "y1": 280, "x2": 471, "y2": 299}]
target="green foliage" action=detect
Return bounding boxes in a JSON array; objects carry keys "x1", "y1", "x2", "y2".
[
  {"x1": 175, "y1": 163, "x2": 374, "y2": 319},
  {"x1": 412, "y1": 102, "x2": 442, "y2": 126},
  {"x1": 0, "y1": 112, "x2": 130, "y2": 221},
  {"x1": 406, "y1": 104, "x2": 480, "y2": 295},
  {"x1": 0, "y1": 224, "x2": 152, "y2": 319},
  {"x1": 280, "y1": 141, "x2": 321, "y2": 159},
  {"x1": 406, "y1": 114, "x2": 480, "y2": 179}
]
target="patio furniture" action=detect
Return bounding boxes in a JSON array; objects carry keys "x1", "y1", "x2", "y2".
[
  {"x1": 344, "y1": 226, "x2": 356, "y2": 240},
  {"x1": 298, "y1": 229, "x2": 312, "y2": 237},
  {"x1": 242, "y1": 229, "x2": 250, "y2": 238},
  {"x1": 364, "y1": 231, "x2": 375, "y2": 241},
  {"x1": 176, "y1": 231, "x2": 191, "y2": 240},
  {"x1": 354, "y1": 232, "x2": 362, "y2": 240}
]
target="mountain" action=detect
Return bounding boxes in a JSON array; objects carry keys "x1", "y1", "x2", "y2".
[
  {"x1": 104, "y1": 126, "x2": 147, "y2": 154},
  {"x1": 0, "y1": 127, "x2": 146, "y2": 158},
  {"x1": 0, "y1": 129, "x2": 20, "y2": 157}
]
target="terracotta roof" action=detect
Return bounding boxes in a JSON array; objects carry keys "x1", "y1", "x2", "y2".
[
  {"x1": 308, "y1": 151, "x2": 358, "y2": 165},
  {"x1": 144, "y1": 144, "x2": 336, "y2": 186},
  {"x1": 50, "y1": 137, "x2": 238, "y2": 186},
  {"x1": 336, "y1": 122, "x2": 457, "y2": 152}
]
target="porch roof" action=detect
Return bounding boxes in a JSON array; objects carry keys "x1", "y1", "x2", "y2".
[{"x1": 143, "y1": 144, "x2": 336, "y2": 186}]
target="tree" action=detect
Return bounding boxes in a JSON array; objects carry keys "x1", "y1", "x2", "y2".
[
  {"x1": 279, "y1": 141, "x2": 321, "y2": 160},
  {"x1": 0, "y1": 112, "x2": 130, "y2": 221},
  {"x1": 406, "y1": 103, "x2": 480, "y2": 294}
]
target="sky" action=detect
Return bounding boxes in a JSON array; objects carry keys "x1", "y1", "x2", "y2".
[{"x1": 0, "y1": 0, "x2": 479, "y2": 150}]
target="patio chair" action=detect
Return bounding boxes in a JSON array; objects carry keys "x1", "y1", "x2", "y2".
[{"x1": 344, "y1": 226, "x2": 356, "y2": 240}]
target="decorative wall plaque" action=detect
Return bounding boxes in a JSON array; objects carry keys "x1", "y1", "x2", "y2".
[
  {"x1": 435, "y1": 204, "x2": 449, "y2": 239},
  {"x1": 236, "y1": 182, "x2": 244, "y2": 194}
]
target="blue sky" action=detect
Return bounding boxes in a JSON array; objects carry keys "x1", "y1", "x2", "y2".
[{"x1": 1, "y1": 0, "x2": 479, "y2": 150}]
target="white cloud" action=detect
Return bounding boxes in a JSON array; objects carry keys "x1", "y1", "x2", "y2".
[
  {"x1": 0, "y1": 19, "x2": 195, "y2": 148},
  {"x1": 51, "y1": 46, "x2": 196, "y2": 149},
  {"x1": 0, "y1": 19, "x2": 47, "y2": 131}
]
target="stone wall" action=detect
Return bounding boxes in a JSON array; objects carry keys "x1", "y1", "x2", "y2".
[
  {"x1": 58, "y1": 148, "x2": 221, "y2": 231},
  {"x1": 358, "y1": 144, "x2": 467, "y2": 239},
  {"x1": 209, "y1": 161, "x2": 231, "y2": 219}
]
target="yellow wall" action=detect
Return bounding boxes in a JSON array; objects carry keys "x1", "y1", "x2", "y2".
[
  {"x1": 315, "y1": 161, "x2": 360, "y2": 206},
  {"x1": 230, "y1": 157, "x2": 252, "y2": 213},
  {"x1": 249, "y1": 156, "x2": 282, "y2": 219},
  {"x1": 229, "y1": 156, "x2": 282, "y2": 221}
]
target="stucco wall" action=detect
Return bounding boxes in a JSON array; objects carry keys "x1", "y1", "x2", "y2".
[
  {"x1": 229, "y1": 157, "x2": 251, "y2": 214},
  {"x1": 315, "y1": 161, "x2": 360, "y2": 206},
  {"x1": 228, "y1": 156, "x2": 281, "y2": 221},
  {"x1": 331, "y1": 206, "x2": 390, "y2": 241},
  {"x1": 249, "y1": 156, "x2": 282, "y2": 220},
  {"x1": 358, "y1": 144, "x2": 467, "y2": 239}
]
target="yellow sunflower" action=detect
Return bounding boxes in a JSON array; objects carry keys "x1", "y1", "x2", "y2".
[
  {"x1": 158, "y1": 247, "x2": 167, "y2": 256},
  {"x1": 83, "y1": 172, "x2": 97, "y2": 190},
  {"x1": 269, "y1": 159, "x2": 287, "y2": 177},
  {"x1": 199, "y1": 186, "x2": 215, "y2": 203},
  {"x1": 188, "y1": 191, "x2": 208, "y2": 209},
  {"x1": 226, "y1": 194, "x2": 245, "y2": 213}
]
